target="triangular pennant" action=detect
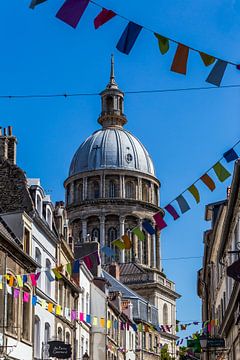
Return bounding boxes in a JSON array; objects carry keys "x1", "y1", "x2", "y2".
[
  {"x1": 94, "y1": 8, "x2": 116, "y2": 29},
  {"x1": 153, "y1": 212, "x2": 167, "y2": 230},
  {"x1": 56, "y1": 0, "x2": 90, "y2": 29},
  {"x1": 107, "y1": 320, "x2": 111, "y2": 329},
  {"x1": 29, "y1": 0, "x2": 47, "y2": 9},
  {"x1": 116, "y1": 21, "x2": 142, "y2": 55},
  {"x1": 188, "y1": 184, "x2": 200, "y2": 204},
  {"x1": 71, "y1": 310, "x2": 77, "y2": 320},
  {"x1": 79, "y1": 312, "x2": 84, "y2": 321},
  {"x1": 200, "y1": 174, "x2": 216, "y2": 191},
  {"x1": 112, "y1": 239, "x2": 125, "y2": 250},
  {"x1": 206, "y1": 59, "x2": 228, "y2": 87},
  {"x1": 171, "y1": 44, "x2": 189, "y2": 75},
  {"x1": 199, "y1": 52, "x2": 215, "y2": 66},
  {"x1": 176, "y1": 195, "x2": 190, "y2": 214},
  {"x1": 223, "y1": 148, "x2": 238, "y2": 163},
  {"x1": 164, "y1": 204, "x2": 180, "y2": 220},
  {"x1": 121, "y1": 234, "x2": 132, "y2": 249},
  {"x1": 30, "y1": 273, "x2": 38, "y2": 287},
  {"x1": 132, "y1": 227, "x2": 145, "y2": 241},
  {"x1": 154, "y1": 33, "x2": 169, "y2": 55},
  {"x1": 86, "y1": 314, "x2": 91, "y2": 324},
  {"x1": 6, "y1": 285, "x2": 12, "y2": 295},
  {"x1": 213, "y1": 162, "x2": 231, "y2": 182}
]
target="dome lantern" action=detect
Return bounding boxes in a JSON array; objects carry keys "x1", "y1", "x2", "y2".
[{"x1": 98, "y1": 54, "x2": 127, "y2": 128}]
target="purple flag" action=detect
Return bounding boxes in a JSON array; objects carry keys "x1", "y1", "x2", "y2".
[
  {"x1": 71, "y1": 310, "x2": 77, "y2": 321},
  {"x1": 223, "y1": 148, "x2": 238, "y2": 163},
  {"x1": 116, "y1": 22, "x2": 142, "y2": 55},
  {"x1": 153, "y1": 212, "x2": 167, "y2": 230},
  {"x1": 14, "y1": 288, "x2": 20, "y2": 299},
  {"x1": 164, "y1": 204, "x2": 180, "y2": 220},
  {"x1": 206, "y1": 59, "x2": 228, "y2": 87},
  {"x1": 56, "y1": 0, "x2": 90, "y2": 29}
]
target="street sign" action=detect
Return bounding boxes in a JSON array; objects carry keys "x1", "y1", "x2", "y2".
[
  {"x1": 206, "y1": 338, "x2": 225, "y2": 348},
  {"x1": 48, "y1": 341, "x2": 72, "y2": 359}
]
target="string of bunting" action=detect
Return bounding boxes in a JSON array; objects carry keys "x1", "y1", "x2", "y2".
[
  {"x1": 101, "y1": 141, "x2": 239, "y2": 259},
  {"x1": 29, "y1": 0, "x2": 240, "y2": 86}
]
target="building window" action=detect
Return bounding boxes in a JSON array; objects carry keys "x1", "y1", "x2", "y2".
[
  {"x1": 35, "y1": 247, "x2": 41, "y2": 266},
  {"x1": 46, "y1": 208, "x2": 52, "y2": 229},
  {"x1": 81, "y1": 336, "x2": 84, "y2": 358},
  {"x1": 93, "y1": 181, "x2": 100, "y2": 199},
  {"x1": 22, "y1": 286, "x2": 31, "y2": 341},
  {"x1": 24, "y1": 227, "x2": 31, "y2": 255},
  {"x1": 44, "y1": 322, "x2": 51, "y2": 344},
  {"x1": 36, "y1": 194, "x2": 42, "y2": 215},
  {"x1": 142, "y1": 183, "x2": 149, "y2": 202},
  {"x1": 58, "y1": 326, "x2": 63, "y2": 341},
  {"x1": 126, "y1": 181, "x2": 134, "y2": 199},
  {"x1": 149, "y1": 333, "x2": 152, "y2": 351},
  {"x1": 107, "y1": 227, "x2": 117, "y2": 246},
  {"x1": 86, "y1": 293, "x2": 90, "y2": 314},
  {"x1": 142, "y1": 332, "x2": 146, "y2": 349},
  {"x1": 45, "y1": 259, "x2": 51, "y2": 297},
  {"x1": 109, "y1": 180, "x2": 117, "y2": 198},
  {"x1": 65, "y1": 331, "x2": 70, "y2": 344},
  {"x1": 6, "y1": 276, "x2": 17, "y2": 335},
  {"x1": 106, "y1": 96, "x2": 113, "y2": 112},
  {"x1": 163, "y1": 303, "x2": 168, "y2": 325},
  {"x1": 92, "y1": 228, "x2": 99, "y2": 241},
  {"x1": 34, "y1": 316, "x2": 41, "y2": 358}
]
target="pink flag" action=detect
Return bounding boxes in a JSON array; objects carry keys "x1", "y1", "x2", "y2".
[
  {"x1": 80, "y1": 312, "x2": 84, "y2": 321},
  {"x1": 94, "y1": 8, "x2": 116, "y2": 29},
  {"x1": 153, "y1": 212, "x2": 167, "y2": 230},
  {"x1": 30, "y1": 274, "x2": 38, "y2": 286},
  {"x1": 23, "y1": 292, "x2": 30, "y2": 303},
  {"x1": 56, "y1": 0, "x2": 90, "y2": 29}
]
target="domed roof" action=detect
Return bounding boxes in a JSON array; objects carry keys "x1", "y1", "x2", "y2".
[{"x1": 69, "y1": 127, "x2": 155, "y2": 176}]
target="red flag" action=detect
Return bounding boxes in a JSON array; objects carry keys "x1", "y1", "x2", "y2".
[
  {"x1": 94, "y1": 8, "x2": 116, "y2": 29},
  {"x1": 171, "y1": 44, "x2": 189, "y2": 75}
]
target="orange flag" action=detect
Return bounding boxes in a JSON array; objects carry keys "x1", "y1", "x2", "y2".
[
  {"x1": 171, "y1": 44, "x2": 189, "y2": 75},
  {"x1": 122, "y1": 234, "x2": 132, "y2": 249},
  {"x1": 200, "y1": 174, "x2": 216, "y2": 191}
]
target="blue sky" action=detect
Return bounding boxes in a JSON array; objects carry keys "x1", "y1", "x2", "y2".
[{"x1": 1, "y1": 0, "x2": 240, "y2": 341}]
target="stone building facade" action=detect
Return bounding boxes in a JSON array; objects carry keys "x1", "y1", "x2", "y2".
[{"x1": 65, "y1": 56, "x2": 180, "y2": 356}]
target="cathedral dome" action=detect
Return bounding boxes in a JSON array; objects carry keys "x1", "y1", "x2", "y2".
[{"x1": 69, "y1": 127, "x2": 155, "y2": 176}]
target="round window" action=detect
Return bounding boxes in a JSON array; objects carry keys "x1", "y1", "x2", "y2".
[{"x1": 126, "y1": 153, "x2": 133, "y2": 163}]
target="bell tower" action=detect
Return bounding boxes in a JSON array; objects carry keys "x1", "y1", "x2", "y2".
[{"x1": 98, "y1": 54, "x2": 127, "y2": 128}]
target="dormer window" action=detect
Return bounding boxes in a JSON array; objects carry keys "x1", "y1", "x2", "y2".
[
  {"x1": 46, "y1": 208, "x2": 52, "y2": 230},
  {"x1": 36, "y1": 194, "x2": 42, "y2": 216}
]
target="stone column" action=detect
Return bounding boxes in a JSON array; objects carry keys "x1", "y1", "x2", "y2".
[
  {"x1": 122, "y1": 176, "x2": 125, "y2": 198},
  {"x1": 83, "y1": 177, "x2": 87, "y2": 200},
  {"x1": 150, "y1": 183, "x2": 154, "y2": 204},
  {"x1": 147, "y1": 234, "x2": 151, "y2": 267},
  {"x1": 138, "y1": 219, "x2": 143, "y2": 263},
  {"x1": 151, "y1": 233, "x2": 156, "y2": 268},
  {"x1": 70, "y1": 182, "x2": 74, "y2": 204},
  {"x1": 138, "y1": 178, "x2": 142, "y2": 201},
  {"x1": 119, "y1": 216, "x2": 125, "y2": 263},
  {"x1": 100, "y1": 215, "x2": 105, "y2": 263},
  {"x1": 133, "y1": 233, "x2": 138, "y2": 262},
  {"x1": 155, "y1": 230, "x2": 161, "y2": 271},
  {"x1": 102, "y1": 174, "x2": 105, "y2": 198},
  {"x1": 119, "y1": 175, "x2": 123, "y2": 198},
  {"x1": 82, "y1": 219, "x2": 87, "y2": 242}
]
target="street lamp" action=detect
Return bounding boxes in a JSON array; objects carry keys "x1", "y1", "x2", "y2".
[
  {"x1": 199, "y1": 335, "x2": 208, "y2": 350},
  {"x1": 83, "y1": 352, "x2": 90, "y2": 360}
]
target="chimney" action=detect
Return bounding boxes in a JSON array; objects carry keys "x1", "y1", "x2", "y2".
[
  {"x1": 7, "y1": 126, "x2": 17, "y2": 165},
  {"x1": 108, "y1": 262, "x2": 120, "y2": 280},
  {"x1": 0, "y1": 127, "x2": 8, "y2": 164}
]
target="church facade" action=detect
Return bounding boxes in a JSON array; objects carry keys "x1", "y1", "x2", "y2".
[{"x1": 64, "y1": 56, "x2": 180, "y2": 356}]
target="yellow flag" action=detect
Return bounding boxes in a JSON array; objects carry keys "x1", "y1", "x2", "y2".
[
  {"x1": 107, "y1": 320, "x2": 112, "y2": 329},
  {"x1": 41, "y1": 300, "x2": 47, "y2": 309},
  {"x1": 92, "y1": 316, "x2": 98, "y2": 326},
  {"x1": 16, "y1": 275, "x2": 23, "y2": 287},
  {"x1": 56, "y1": 305, "x2": 62, "y2": 315},
  {"x1": 112, "y1": 239, "x2": 125, "y2": 250}
]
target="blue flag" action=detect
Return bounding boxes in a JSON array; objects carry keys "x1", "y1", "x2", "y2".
[
  {"x1": 176, "y1": 195, "x2": 190, "y2": 214},
  {"x1": 223, "y1": 148, "x2": 238, "y2": 163},
  {"x1": 116, "y1": 22, "x2": 142, "y2": 55},
  {"x1": 206, "y1": 59, "x2": 228, "y2": 87},
  {"x1": 142, "y1": 220, "x2": 155, "y2": 235}
]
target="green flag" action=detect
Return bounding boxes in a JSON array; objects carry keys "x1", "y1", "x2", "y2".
[
  {"x1": 188, "y1": 184, "x2": 200, "y2": 203},
  {"x1": 154, "y1": 33, "x2": 169, "y2": 55},
  {"x1": 213, "y1": 162, "x2": 231, "y2": 182},
  {"x1": 112, "y1": 239, "x2": 125, "y2": 250},
  {"x1": 132, "y1": 227, "x2": 145, "y2": 241}
]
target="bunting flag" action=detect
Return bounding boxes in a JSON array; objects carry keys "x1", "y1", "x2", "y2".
[
  {"x1": 206, "y1": 60, "x2": 228, "y2": 87},
  {"x1": 72, "y1": 259, "x2": 80, "y2": 274},
  {"x1": 107, "y1": 320, "x2": 111, "y2": 329},
  {"x1": 114, "y1": 319, "x2": 118, "y2": 329},
  {"x1": 6, "y1": 285, "x2": 12, "y2": 295},
  {"x1": 154, "y1": 33, "x2": 169, "y2": 55},
  {"x1": 32, "y1": 295, "x2": 37, "y2": 306},
  {"x1": 86, "y1": 314, "x2": 91, "y2": 323},
  {"x1": 29, "y1": 0, "x2": 46, "y2": 9},
  {"x1": 223, "y1": 148, "x2": 238, "y2": 163},
  {"x1": 101, "y1": 246, "x2": 115, "y2": 258},
  {"x1": 23, "y1": 292, "x2": 30, "y2": 303},
  {"x1": 23, "y1": 275, "x2": 27, "y2": 283},
  {"x1": 30, "y1": 273, "x2": 40, "y2": 287},
  {"x1": 48, "y1": 303, "x2": 53, "y2": 313},
  {"x1": 93, "y1": 316, "x2": 98, "y2": 326},
  {"x1": 142, "y1": 220, "x2": 155, "y2": 235},
  {"x1": 56, "y1": 0, "x2": 90, "y2": 29},
  {"x1": 199, "y1": 52, "x2": 215, "y2": 66},
  {"x1": 16, "y1": 275, "x2": 23, "y2": 287},
  {"x1": 14, "y1": 288, "x2": 20, "y2": 299},
  {"x1": 45, "y1": 270, "x2": 55, "y2": 282},
  {"x1": 171, "y1": 44, "x2": 189, "y2": 75},
  {"x1": 0, "y1": 276, "x2": 2, "y2": 290},
  {"x1": 188, "y1": 184, "x2": 200, "y2": 204},
  {"x1": 164, "y1": 204, "x2": 180, "y2": 220},
  {"x1": 94, "y1": 8, "x2": 116, "y2": 29},
  {"x1": 138, "y1": 323, "x2": 143, "y2": 332},
  {"x1": 56, "y1": 305, "x2": 62, "y2": 315},
  {"x1": 8, "y1": 276, "x2": 14, "y2": 287},
  {"x1": 213, "y1": 162, "x2": 231, "y2": 182},
  {"x1": 100, "y1": 317, "x2": 105, "y2": 328},
  {"x1": 132, "y1": 227, "x2": 145, "y2": 241},
  {"x1": 80, "y1": 312, "x2": 84, "y2": 321},
  {"x1": 116, "y1": 21, "x2": 142, "y2": 55},
  {"x1": 83, "y1": 255, "x2": 93, "y2": 270},
  {"x1": 41, "y1": 300, "x2": 47, "y2": 309},
  {"x1": 71, "y1": 310, "x2": 77, "y2": 320},
  {"x1": 112, "y1": 239, "x2": 125, "y2": 250},
  {"x1": 122, "y1": 234, "x2": 132, "y2": 249},
  {"x1": 153, "y1": 212, "x2": 167, "y2": 230},
  {"x1": 176, "y1": 195, "x2": 190, "y2": 214},
  {"x1": 66, "y1": 263, "x2": 72, "y2": 275},
  {"x1": 200, "y1": 174, "x2": 216, "y2": 191},
  {"x1": 52, "y1": 267, "x2": 63, "y2": 280}
]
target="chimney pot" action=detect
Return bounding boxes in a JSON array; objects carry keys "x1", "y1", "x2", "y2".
[
  {"x1": 8, "y1": 126, "x2": 12, "y2": 136},
  {"x1": 3, "y1": 128, "x2": 6, "y2": 136}
]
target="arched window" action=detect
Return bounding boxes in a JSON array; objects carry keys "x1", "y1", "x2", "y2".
[
  {"x1": 142, "y1": 184, "x2": 149, "y2": 202},
  {"x1": 92, "y1": 228, "x2": 100, "y2": 241},
  {"x1": 44, "y1": 322, "x2": 51, "y2": 344},
  {"x1": 93, "y1": 181, "x2": 100, "y2": 199},
  {"x1": 34, "y1": 316, "x2": 41, "y2": 358},
  {"x1": 66, "y1": 331, "x2": 71, "y2": 344},
  {"x1": 22, "y1": 286, "x2": 31, "y2": 341},
  {"x1": 58, "y1": 326, "x2": 63, "y2": 341},
  {"x1": 107, "y1": 227, "x2": 117, "y2": 247},
  {"x1": 35, "y1": 247, "x2": 41, "y2": 265},
  {"x1": 126, "y1": 182, "x2": 134, "y2": 199},
  {"x1": 163, "y1": 303, "x2": 168, "y2": 325},
  {"x1": 109, "y1": 180, "x2": 117, "y2": 198},
  {"x1": 46, "y1": 208, "x2": 52, "y2": 229},
  {"x1": 106, "y1": 96, "x2": 113, "y2": 111},
  {"x1": 79, "y1": 183, "x2": 83, "y2": 202},
  {"x1": 45, "y1": 259, "x2": 51, "y2": 296},
  {"x1": 36, "y1": 194, "x2": 42, "y2": 215}
]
